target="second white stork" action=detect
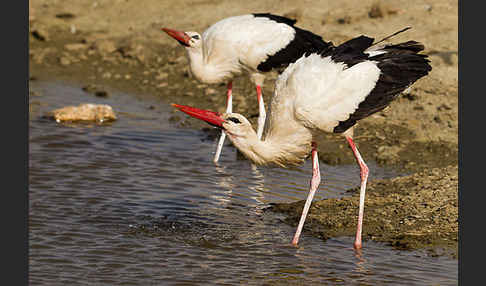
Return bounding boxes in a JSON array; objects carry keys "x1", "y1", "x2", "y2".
[
  {"x1": 172, "y1": 33, "x2": 432, "y2": 249},
  {"x1": 162, "y1": 13, "x2": 333, "y2": 163}
]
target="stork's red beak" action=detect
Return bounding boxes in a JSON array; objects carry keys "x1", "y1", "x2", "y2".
[
  {"x1": 162, "y1": 28, "x2": 191, "y2": 47},
  {"x1": 171, "y1": 104, "x2": 225, "y2": 128}
]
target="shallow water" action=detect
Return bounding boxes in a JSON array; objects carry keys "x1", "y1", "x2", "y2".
[{"x1": 29, "y1": 81, "x2": 458, "y2": 285}]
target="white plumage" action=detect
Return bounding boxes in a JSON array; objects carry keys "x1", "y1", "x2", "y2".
[
  {"x1": 195, "y1": 15, "x2": 296, "y2": 82},
  {"x1": 274, "y1": 54, "x2": 381, "y2": 135}
]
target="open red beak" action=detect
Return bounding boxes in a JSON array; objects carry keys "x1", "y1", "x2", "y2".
[
  {"x1": 162, "y1": 28, "x2": 191, "y2": 47},
  {"x1": 171, "y1": 104, "x2": 225, "y2": 128}
]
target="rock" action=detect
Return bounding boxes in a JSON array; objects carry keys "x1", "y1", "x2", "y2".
[
  {"x1": 46, "y1": 103, "x2": 117, "y2": 123},
  {"x1": 102, "y1": 72, "x2": 112, "y2": 79},
  {"x1": 64, "y1": 43, "x2": 88, "y2": 51},
  {"x1": 156, "y1": 82, "x2": 168, "y2": 88},
  {"x1": 205, "y1": 88, "x2": 217, "y2": 96},
  {"x1": 55, "y1": 12, "x2": 76, "y2": 19},
  {"x1": 95, "y1": 90, "x2": 109, "y2": 97},
  {"x1": 59, "y1": 57, "x2": 71, "y2": 66},
  {"x1": 437, "y1": 104, "x2": 452, "y2": 111},
  {"x1": 93, "y1": 40, "x2": 118, "y2": 55},
  {"x1": 31, "y1": 27, "x2": 49, "y2": 41},
  {"x1": 155, "y1": 72, "x2": 168, "y2": 81},
  {"x1": 336, "y1": 16, "x2": 351, "y2": 24},
  {"x1": 403, "y1": 92, "x2": 418, "y2": 101},
  {"x1": 369, "y1": 2, "x2": 384, "y2": 18}
]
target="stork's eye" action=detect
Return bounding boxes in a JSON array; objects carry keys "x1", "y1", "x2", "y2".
[
  {"x1": 227, "y1": 117, "x2": 241, "y2": 124},
  {"x1": 192, "y1": 35, "x2": 200, "y2": 40}
]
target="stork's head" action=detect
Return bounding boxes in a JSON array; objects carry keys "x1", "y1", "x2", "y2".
[
  {"x1": 220, "y1": 113, "x2": 255, "y2": 140},
  {"x1": 171, "y1": 104, "x2": 257, "y2": 142},
  {"x1": 162, "y1": 28, "x2": 202, "y2": 49}
]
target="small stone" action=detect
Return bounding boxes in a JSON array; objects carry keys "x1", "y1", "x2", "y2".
[
  {"x1": 31, "y1": 28, "x2": 49, "y2": 41},
  {"x1": 64, "y1": 43, "x2": 87, "y2": 51},
  {"x1": 336, "y1": 16, "x2": 351, "y2": 24},
  {"x1": 102, "y1": 72, "x2": 112, "y2": 79},
  {"x1": 205, "y1": 88, "x2": 217, "y2": 96},
  {"x1": 59, "y1": 57, "x2": 71, "y2": 66},
  {"x1": 369, "y1": 3, "x2": 384, "y2": 18},
  {"x1": 403, "y1": 93, "x2": 418, "y2": 101},
  {"x1": 155, "y1": 72, "x2": 168, "y2": 81},
  {"x1": 55, "y1": 12, "x2": 76, "y2": 19},
  {"x1": 93, "y1": 40, "x2": 117, "y2": 54},
  {"x1": 95, "y1": 90, "x2": 109, "y2": 97},
  {"x1": 437, "y1": 104, "x2": 452, "y2": 111},
  {"x1": 156, "y1": 82, "x2": 168, "y2": 88}
]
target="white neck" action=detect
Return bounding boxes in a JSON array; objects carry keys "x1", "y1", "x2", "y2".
[
  {"x1": 227, "y1": 126, "x2": 313, "y2": 167},
  {"x1": 185, "y1": 46, "x2": 238, "y2": 84}
]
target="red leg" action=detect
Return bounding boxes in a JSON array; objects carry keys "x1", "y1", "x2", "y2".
[
  {"x1": 291, "y1": 142, "x2": 321, "y2": 246},
  {"x1": 213, "y1": 81, "x2": 232, "y2": 163},
  {"x1": 226, "y1": 81, "x2": 233, "y2": 113},
  {"x1": 256, "y1": 85, "x2": 266, "y2": 140},
  {"x1": 345, "y1": 136, "x2": 369, "y2": 250}
]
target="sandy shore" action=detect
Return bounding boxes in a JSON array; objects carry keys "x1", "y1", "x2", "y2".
[{"x1": 29, "y1": 0, "x2": 458, "y2": 257}]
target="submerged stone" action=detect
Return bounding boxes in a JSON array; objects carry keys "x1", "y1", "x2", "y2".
[{"x1": 46, "y1": 103, "x2": 117, "y2": 123}]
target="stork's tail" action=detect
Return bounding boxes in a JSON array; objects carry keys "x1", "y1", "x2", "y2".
[{"x1": 333, "y1": 37, "x2": 432, "y2": 133}]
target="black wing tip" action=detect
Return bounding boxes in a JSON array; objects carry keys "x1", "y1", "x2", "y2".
[
  {"x1": 383, "y1": 41, "x2": 426, "y2": 53},
  {"x1": 331, "y1": 36, "x2": 432, "y2": 133},
  {"x1": 252, "y1": 13, "x2": 298, "y2": 26}
]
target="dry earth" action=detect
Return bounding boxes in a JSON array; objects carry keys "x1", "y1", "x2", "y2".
[{"x1": 29, "y1": 0, "x2": 458, "y2": 257}]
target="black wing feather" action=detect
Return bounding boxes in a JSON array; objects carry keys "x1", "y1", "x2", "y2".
[{"x1": 253, "y1": 13, "x2": 334, "y2": 72}]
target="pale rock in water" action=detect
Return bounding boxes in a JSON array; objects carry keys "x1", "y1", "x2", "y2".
[{"x1": 47, "y1": 103, "x2": 117, "y2": 123}]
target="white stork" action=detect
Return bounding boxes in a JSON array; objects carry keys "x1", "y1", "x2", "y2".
[
  {"x1": 172, "y1": 33, "x2": 432, "y2": 249},
  {"x1": 162, "y1": 13, "x2": 333, "y2": 163}
]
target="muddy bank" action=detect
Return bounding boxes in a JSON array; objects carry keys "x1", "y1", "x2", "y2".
[
  {"x1": 29, "y1": 0, "x2": 458, "y2": 256},
  {"x1": 271, "y1": 165, "x2": 458, "y2": 258}
]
